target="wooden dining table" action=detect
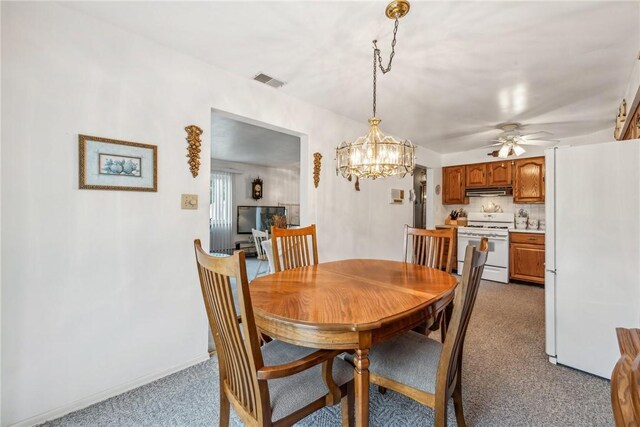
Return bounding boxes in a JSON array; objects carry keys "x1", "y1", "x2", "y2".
[{"x1": 249, "y1": 258, "x2": 458, "y2": 427}]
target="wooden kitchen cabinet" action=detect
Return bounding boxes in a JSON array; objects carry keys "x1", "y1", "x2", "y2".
[
  {"x1": 510, "y1": 232, "x2": 545, "y2": 285},
  {"x1": 442, "y1": 166, "x2": 467, "y2": 205},
  {"x1": 487, "y1": 161, "x2": 512, "y2": 186},
  {"x1": 465, "y1": 163, "x2": 487, "y2": 187},
  {"x1": 513, "y1": 157, "x2": 545, "y2": 203}
]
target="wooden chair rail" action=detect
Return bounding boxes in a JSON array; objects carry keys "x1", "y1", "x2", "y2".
[{"x1": 257, "y1": 350, "x2": 343, "y2": 380}]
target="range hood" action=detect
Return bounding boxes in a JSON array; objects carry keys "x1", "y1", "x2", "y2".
[{"x1": 465, "y1": 187, "x2": 513, "y2": 197}]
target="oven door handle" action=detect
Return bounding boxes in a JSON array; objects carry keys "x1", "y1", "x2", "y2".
[{"x1": 460, "y1": 233, "x2": 508, "y2": 240}]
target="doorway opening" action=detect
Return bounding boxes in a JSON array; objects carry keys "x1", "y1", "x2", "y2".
[
  {"x1": 412, "y1": 165, "x2": 428, "y2": 229},
  {"x1": 209, "y1": 110, "x2": 304, "y2": 273}
]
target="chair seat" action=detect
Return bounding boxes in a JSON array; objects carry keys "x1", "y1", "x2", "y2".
[
  {"x1": 369, "y1": 331, "x2": 442, "y2": 394},
  {"x1": 262, "y1": 340, "x2": 353, "y2": 422}
]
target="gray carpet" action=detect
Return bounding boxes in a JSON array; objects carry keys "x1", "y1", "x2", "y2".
[{"x1": 40, "y1": 281, "x2": 613, "y2": 426}]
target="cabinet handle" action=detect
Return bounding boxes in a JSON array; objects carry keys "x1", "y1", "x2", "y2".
[{"x1": 528, "y1": 237, "x2": 537, "y2": 241}]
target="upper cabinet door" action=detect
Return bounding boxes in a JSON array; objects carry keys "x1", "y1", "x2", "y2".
[
  {"x1": 442, "y1": 166, "x2": 467, "y2": 205},
  {"x1": 487, "y1": 161, "x2": 512, "y2": 186},
  {"x1": 513, "y1": 157, "x2": 545, "y2": 203},
  {"x1": 465, "y1": 163, "x2": 487, "y2": 187}
]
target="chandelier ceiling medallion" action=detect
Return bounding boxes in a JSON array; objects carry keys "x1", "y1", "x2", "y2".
[{"x1": 336, "y1": 0, "x2": 415, "y2": 181}]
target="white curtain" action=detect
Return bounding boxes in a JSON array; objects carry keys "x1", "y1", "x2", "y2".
[{"x1": 210, "y1": 171, "x2": 233, "y2": 253}]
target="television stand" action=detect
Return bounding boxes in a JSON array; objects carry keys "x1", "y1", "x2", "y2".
[{"x1": 235, "y1": 240, "x2": 257, "y2": 257}]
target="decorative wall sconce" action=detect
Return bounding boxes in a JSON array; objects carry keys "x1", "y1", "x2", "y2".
[
  {"x1": 614, "y1": 99, "x2": 627, "y2": 140},
  {"x1": 313, "y1": 152, "x2": 322, "y2": 188},
  {"x1": 185, "y1": 125, "x2": 202, "y2": 177},
  {"x1": 252, "y1": 177, "x2": 263, "y2": 200}
]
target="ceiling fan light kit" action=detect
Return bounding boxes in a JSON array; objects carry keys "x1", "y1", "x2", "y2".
[
  {"x1": 483, "y1": 122, "x2": 561, "y2": 158},
  {"x1": 335, "y1": 0, "x2": 415, "y2": 181}
]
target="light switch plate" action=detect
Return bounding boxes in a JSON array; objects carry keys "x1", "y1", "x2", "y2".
[{"x1": 181, "y1": 194, "x2": 198, "y2": 210}]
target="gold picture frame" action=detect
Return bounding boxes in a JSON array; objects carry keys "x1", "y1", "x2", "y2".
[{"x1": 79, "y1": 134, "x2": 158, "y2": 192}]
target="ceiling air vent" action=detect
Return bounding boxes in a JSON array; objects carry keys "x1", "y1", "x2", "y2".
[{"x1": 253, "y1": 73, "x2": 285, "y2": 88}]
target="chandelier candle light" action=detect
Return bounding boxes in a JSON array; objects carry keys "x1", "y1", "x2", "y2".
[{"x1": 336, "y1": 0, "x2": 415, "y2": 180}]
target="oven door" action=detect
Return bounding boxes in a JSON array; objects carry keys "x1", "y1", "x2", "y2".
[{"x1": 457, "y1": 231, "x2": 509, "y2": 268}]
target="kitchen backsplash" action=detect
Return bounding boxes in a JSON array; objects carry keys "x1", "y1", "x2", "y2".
[{"x1": 439, "y1": 196, "x2": 544, "y2": 223}]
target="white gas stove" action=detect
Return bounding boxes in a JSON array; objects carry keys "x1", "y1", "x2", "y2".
[{"x1": 457, "y1": 212, "x2": 514, "y2": 283}]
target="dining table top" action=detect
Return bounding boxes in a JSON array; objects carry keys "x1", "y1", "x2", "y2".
[{"x1": 249, "y1": 258, "x2": 458, "y2": 332}]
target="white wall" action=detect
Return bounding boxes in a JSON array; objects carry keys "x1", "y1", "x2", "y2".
[
  {"x1": 210, "y1": 159, "x2": 300, "y2": 242},
  {"x1": 0, "y1": 3, "x2": 442, "y2": 425},
  {"x1": 0, "y1": 1, "x2": 3, "y2": 420}
]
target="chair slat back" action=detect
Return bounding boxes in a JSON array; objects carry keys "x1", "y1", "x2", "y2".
[
  {"x1": 193, "y1": 240, "x2": 268, "y2": 423},
  {"x1": 437, "y1": 238, "x2": 488, "y2": 394},
  {"x1": 403, "y1": 225, "x2": 455, "y2": 273},
  {"x1": 611, "y1": 354, "x2": 640, "y2": 426},
  {"x1": 271, "y1": 224, "x2": 318, "y2": 272},
  {"x1": 252, "y1": 228, "x2": 269, "y2": 261}
]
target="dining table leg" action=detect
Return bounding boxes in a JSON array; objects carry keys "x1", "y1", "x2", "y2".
[{"x1": 354, "y1": 348, "x2": 370, "y2": 427}]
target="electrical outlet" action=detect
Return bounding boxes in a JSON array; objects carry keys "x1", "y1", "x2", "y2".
[{"x1": 181, "y1": 194, "x2": 198, "y2": 210}]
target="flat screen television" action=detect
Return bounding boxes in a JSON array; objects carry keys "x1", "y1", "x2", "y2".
[{"x1": 237, "y1": 206, "x2": 286, "y2": 234}]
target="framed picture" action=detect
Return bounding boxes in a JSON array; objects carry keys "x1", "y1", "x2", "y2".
[{"x1": 79, "y1": 135, "x2": 157, "y2": 191}]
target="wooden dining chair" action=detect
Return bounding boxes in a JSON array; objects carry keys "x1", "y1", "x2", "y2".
[
  {"x1": 270, "y1": 224, "x2": 318, "y2": 272},
  {"x1": 403, "y1": 225, "x2": 456, "y2": 340},
  {"x1": 616, "y1": 328, "x2": 640, "y2": 358},
  {"x1": 611, "y1": 353, "x2": 640, "y2": 427},
  {"x1": 194, "y1": 240, "x2": 354, "y2": 427},
  {"x1": 403, "y1": 225, "x2": 455, "y2": 273},
  {"x1": 612, "y1": 328, "x2": 640, "y2": 426},
  {"x1": 251, "y1": 228, "x2": 270, "y2": 279},
  {"x1": 368, "y1": 238, "x2": 489, "y2": 427}
]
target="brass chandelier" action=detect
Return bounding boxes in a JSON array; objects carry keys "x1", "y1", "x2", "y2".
[{"x1": 336, "y1": 0, "x2": 415, "y2": 181}]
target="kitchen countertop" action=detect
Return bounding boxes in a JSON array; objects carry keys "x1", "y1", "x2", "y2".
[{"x1": 511, "y1": 229, "x2": 545, "y2": 234}]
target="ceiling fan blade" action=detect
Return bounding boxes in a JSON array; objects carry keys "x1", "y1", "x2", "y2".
[
  {"x1": 521, "y1": 131, "x2": 553, "y2": 138},
  {"x1": 481, "y1": 143, "x2": 502, "y2": 148},
  {"x1": 520, "y1": 140, "x2": 559, "y2": 146},
  {"x1": 518, "y1": 120, "x2": 606, "y2": 128}
]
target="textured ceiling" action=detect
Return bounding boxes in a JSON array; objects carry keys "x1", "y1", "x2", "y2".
[
  {"x1": 211, "y1": 115, "x2": 301, "y2": 168},
  {"x1": 65, "y1": 1, "x2": 640, "y2": 153}
]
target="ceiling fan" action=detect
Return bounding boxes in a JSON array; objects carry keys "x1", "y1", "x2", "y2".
[{"x1": 484, "y1": 123, "x2": 559, "y2": 158}]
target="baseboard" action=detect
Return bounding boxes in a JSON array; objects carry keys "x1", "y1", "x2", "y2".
[{"x1": 9, "y1": 353, "x2": 210, "y2": 427}]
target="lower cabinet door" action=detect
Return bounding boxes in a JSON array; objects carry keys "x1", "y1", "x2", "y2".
[{"x1": 510, "y1": 244, "x2": 545, "y2": 284}]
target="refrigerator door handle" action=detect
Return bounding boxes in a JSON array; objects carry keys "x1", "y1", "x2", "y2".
[{"x1": 546, "y1": 269, "x2": 557, "y2": 274}]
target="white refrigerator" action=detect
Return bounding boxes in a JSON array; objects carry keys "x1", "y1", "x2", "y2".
[{"x1": 545, "y1": 140, "x2": 640, "y2": 379}]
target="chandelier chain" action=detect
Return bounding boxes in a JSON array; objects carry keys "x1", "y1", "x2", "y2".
[
  {"x1": 372, "y1": 17, "x2": 399, "y2": 118},
  {"x1": 373, "y1": 49, "x2": 377, "y2": 117},
  {"x1": 373, "y1": 17, "x2": 399, "y2": 74}
]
